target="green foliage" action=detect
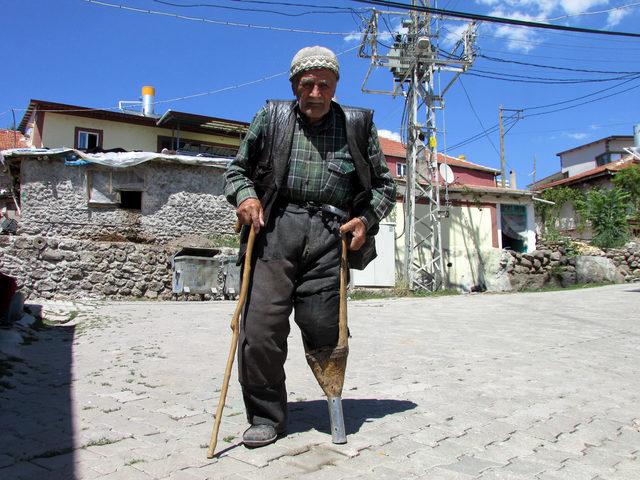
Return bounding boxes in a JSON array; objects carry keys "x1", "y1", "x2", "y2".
[
  {"x1": 574, "y1": 188, "x2": 631, "y2": 249},
  {"x1": 537, "y1": 187, "x2": 583, "y2": 239},
  {"x1": 612, "y1": 164, "x2": 640, "y2": 220},
  {"x1": 206, "y1": 233, "x2": 240, "y2": 248}
]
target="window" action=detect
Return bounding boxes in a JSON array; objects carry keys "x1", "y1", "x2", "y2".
[
  {"x1": 88, "y1": 169, "x2": 144, "y2": 210},
  {"x1": 396, "y1": 162, "x2": 407, "y2": 177},
  {"x1": 595, "y1": 152, "x2": 624, "y2": 167},
  {"x1": 75, "y1": 127, "x2": 103, "y2": 151},
  {"x1": 119, "y1": 191, "x2": 142, "y2": 210},
  {"x1": 157, "y1": 135, "x2": 237, "y2": 157}
]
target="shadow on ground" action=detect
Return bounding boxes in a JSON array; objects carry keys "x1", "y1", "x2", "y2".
[
  {"x1": 288, "y1": 398, "x2": 418, "y2": 435},
  {"x1": 0, "y1": 304, "x2": 76, "y2": 479}
]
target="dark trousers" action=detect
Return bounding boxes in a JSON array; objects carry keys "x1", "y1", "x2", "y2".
[{"x1": 238, "y1": 202, "x2": 342, "y2": 432}]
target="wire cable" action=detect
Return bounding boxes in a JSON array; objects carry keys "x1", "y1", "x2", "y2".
[
  {"x1": 353, "y1": 0, "x2": 640, "y2": 38},
  {"x1": 466, "y1": 71, "x2": 638, "y2": 85},
  {"x1": 545, "y1": 1, "x2": 640, "y2": 21},
  {"x1": 151, "y1": 0, "x2": 364, "y2": 17},
  {"x1": 83, "y1": 0, "x2": 359, "y2": 35},
  {"x1": 478, "y1": 54, "x2": 640, "y2": 75},
  {"x1": 458, "y1": 78, "x2": 499, "y2": 156}
]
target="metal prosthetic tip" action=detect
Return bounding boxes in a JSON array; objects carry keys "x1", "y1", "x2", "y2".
[{"x1": 327, "y1": 396, "x2": 347, "y2": 444}]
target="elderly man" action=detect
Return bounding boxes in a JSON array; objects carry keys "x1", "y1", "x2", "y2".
[{"x1": 224, "y1": 46, "x2": 396, "y2": 448}]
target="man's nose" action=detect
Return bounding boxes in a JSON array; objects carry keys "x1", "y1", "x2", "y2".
[{"x1": 309, "y1": 85, "x2": 322, "y2": 97}]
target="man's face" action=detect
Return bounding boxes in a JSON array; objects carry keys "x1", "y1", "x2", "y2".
[{"x1": 292, "y1": 69, "x2": 338, "y2": 124}]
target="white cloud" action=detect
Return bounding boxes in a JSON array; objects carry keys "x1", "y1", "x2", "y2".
[
  {"x1": 343, "y1": 31, "x2": 363, "y2": 43},
  {"x1": 378, "y1": 129, "x2": 402, "y2": 142},
  {"x1": 606, "y1": 8, "x2": 630, "y2": 27},
  {"x1": 474, "y1": 0, "x2": 628, "y2": 52},
  {"x1": 442, "y1": 23, "x2": 472, "y2": 48}
]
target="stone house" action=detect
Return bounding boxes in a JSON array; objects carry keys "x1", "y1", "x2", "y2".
[{"x1": 1, "y1": 90, "x2": 248, "y2": 299}]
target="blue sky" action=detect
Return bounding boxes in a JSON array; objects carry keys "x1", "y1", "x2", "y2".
[{"x1": 1, "y1": 0, "x2": 639, "y2": 187}]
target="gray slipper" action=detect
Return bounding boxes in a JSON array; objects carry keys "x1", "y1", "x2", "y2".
[{"x1": 242, "y1": 424, "x2": 279, "y2": 448}]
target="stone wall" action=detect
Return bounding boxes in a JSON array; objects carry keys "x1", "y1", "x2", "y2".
[
  {"x1": 0, "y1": 235, "x2": 236, "y2": 300},
  {"x1": 500, "y1": 240, "x2": 640, "y2": 290},
  {"x1": 18, "y1": 158, "x2": 236, "y2": 243}
]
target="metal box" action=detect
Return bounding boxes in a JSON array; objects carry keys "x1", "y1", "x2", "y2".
[{"x1": 172, "y1": 248, "x2": 221, "y2": 294}]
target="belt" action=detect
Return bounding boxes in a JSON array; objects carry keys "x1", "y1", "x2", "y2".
[{"x1": 286, "y1": 200, "x2": 349, "y2": 220}]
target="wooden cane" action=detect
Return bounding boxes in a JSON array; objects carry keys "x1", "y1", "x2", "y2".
[
  {"x1": 338, "y1": 234, "x2": 348, "y2": 349},
  {"x1": 207, "y1": 223, "x2": 256, "y2": 459}
]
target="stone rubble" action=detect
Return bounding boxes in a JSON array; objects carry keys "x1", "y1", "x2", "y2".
[{"x1": 500, "y1": 240, "x2": 640, "y2": 291}]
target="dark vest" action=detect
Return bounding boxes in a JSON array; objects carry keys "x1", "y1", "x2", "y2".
[{"x1": 240, "y1": 100, "x2": 378, "y2": 269}]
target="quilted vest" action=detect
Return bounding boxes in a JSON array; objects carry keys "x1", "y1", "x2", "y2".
[{"x1": 240, "y1": 100, "x2": 378, "y2": 269}]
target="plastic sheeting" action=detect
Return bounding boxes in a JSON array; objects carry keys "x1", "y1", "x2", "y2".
[{"x1": 0, "y1": 147, "x2": 232, "y2": 169}]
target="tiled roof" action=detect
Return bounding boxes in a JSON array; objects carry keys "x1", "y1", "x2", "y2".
[
  {"x1": 0, "y1": 130, "x2": 27, "y2": 150},
  {"x1": 532, "y1": 157, "x2": 639, "y2": 191},
  {"x1": 378, "y1": 136, "x2": 499, "y2": 174}
]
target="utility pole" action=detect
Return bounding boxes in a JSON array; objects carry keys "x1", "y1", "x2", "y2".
[
  {"x1": 358, "y1": 2, "x2": 476, "y2": 291},
  {"x1": 499, "y1": 105, "x2": 506, "y2": 187}
]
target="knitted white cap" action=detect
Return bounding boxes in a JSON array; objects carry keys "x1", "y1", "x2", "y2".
[{"x1": 289, "y1": 46, "x2": 340, "y2": 80}]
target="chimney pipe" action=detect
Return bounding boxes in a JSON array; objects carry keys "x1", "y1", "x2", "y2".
[
  {"x1": 635, "y1": 123, "x2": 640, "y2": 149},
  {"x1": 509, "y1": 170, "x2": 517, "y2": 189},
  {"x1": 142, "y1": 86, "x2": 155, "y2": 117}
]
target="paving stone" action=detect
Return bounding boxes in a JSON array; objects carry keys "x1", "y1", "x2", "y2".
[
  {"x1": 419, "y1": 466, "x2": 476, "y2": 479},
  {"x1": 280, "y1": 445, "x2": 346, "y2": 472},
  {"x1": 439, "y1": 454, "x2": 502, "y2": 476},
  {"x1": 2, "y1": 286, "x2": 639, "y2": 480}
]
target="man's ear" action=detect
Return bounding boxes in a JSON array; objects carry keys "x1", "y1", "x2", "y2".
[{"x1": 290, "y1": 75, "x2": 299, "y2": 96}]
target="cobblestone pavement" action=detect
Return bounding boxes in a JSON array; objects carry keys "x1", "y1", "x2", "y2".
[{"x1": 1, "y1": 284, "x2": 639, "y2": 480}]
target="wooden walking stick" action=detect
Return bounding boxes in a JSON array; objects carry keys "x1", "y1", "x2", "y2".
[{"x1": 207, "y1": 223, "x2": 256, "y2": 459}]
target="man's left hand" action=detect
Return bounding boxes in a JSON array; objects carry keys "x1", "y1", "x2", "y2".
[{"x1": 339, "y1": 217, "x2": 367, "y2": 251}]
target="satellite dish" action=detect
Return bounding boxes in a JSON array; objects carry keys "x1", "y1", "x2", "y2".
[{"x1": 439, "y1": 163, "x2": 455, "y2": 185}]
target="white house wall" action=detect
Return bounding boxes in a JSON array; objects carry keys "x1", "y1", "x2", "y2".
[
  {"x1": 560, "y1": 138, "x2": 634, "y2": 177},
  {"x1": 393, "y1": 201, "x2": 500, "y2": 291},
  {"x1": 40, "y1": 113, "x2": 241, "y2": 152}
]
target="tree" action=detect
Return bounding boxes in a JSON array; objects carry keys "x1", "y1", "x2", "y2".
[
  {"x1": 612, "y1": 163, "x2": 640, "y2": 221},
  {"x1": 537, "y1": 186, "x2": 581, "y2": 239},
  {"x1": 574, "y1": 187, "x2": 631, "y2": 249}
]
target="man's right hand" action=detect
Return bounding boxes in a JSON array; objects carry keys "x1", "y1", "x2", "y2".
[{"x1": 236, "y1": 198, "x2": 264, "y2": 233}]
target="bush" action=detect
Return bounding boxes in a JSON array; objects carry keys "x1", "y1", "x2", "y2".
[{"x1": 575, "y1": 188, "x2": 631, "y2": 249}]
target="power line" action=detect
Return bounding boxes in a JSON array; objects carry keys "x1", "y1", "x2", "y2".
[
  {"x1": 545, "y1": 1, "x2": 640, "y2": 21},
  {"x1": 151, "y1": 0, "x2": 365, "y2": 17},
  {"x1": 353, "y1": 0, "x2": 640, "y2": 38},
  {"x1": 448, "y1": 75, "x2": 640, "y2": 150},
  {"x1": 509, "y1": 121, "x2": 636, "y2": 136},
  {"x1": 521, "y1": 74, "x2": 640, "y2": 110},
  {"x1": 475, "y1": 31, "x2": 640, "y2": 51},
  {"x1": 524, "y1": 81, "x2": 640, "y2": 118},
  {"x1": 478, "y1": 54, "x2": 640, "y2": 75},
  {"x1": 83, "y1": 0, "x2": 358, "y2": 35},
  {"x1": 458, "y1": 78, "x2": 499, "y2": 156},
  {"x1": 480, "y1": 47, "x2": 640, "y2": 65},
  {"x1": 2, "y1": 44, "x2": 361, "y2": 116},
  {"x1": 466, "y1": 71, "x2": 638, "y2": 85}
]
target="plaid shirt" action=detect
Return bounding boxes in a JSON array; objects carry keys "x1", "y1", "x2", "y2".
[{"x1": 224, "y1": 103, "x2": 395, "y2": 229}]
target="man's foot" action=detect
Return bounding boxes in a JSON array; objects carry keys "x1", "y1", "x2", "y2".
[{"x1": 242, "y1": 425, "x2": 279, "y2": 448}]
